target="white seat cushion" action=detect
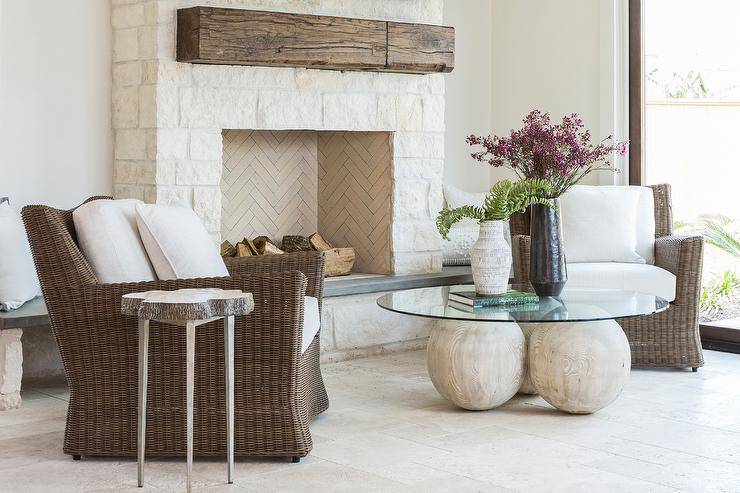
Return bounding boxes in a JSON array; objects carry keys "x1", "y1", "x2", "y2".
[
  {"x1": 135, "y1": 203, "x2": 228, "y2": 280},
  {"x1": 73, "y1": 199, "x2": 157, "y2": 283},
  {"x1": 0, "y1": 203, "x2": 40, "y2": 310},
  {"x1": 567, "y1": 263, "x2": 676, "y2": 302},
  {"x1": 560, "y1": 186, "x2": 645, "y2": 264},
  {"x1": 302, "y1": 296, "x2": 321, "y2": 353}
]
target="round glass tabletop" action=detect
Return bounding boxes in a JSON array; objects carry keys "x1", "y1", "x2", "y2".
[{"x1": 376, "y1": 284, "x2": 669, "y2": 323}]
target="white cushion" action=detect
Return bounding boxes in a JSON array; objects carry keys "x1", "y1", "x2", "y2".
[
  {"x1": 73, "y1": 199, "x2": 157, "y2": 283},
  {"x1": 566, "y1": 262, "x2": 676, "y2": 302},
  {"x1": 560, "y1": 186, "x2": 645, "y2": 263},
  {"x1": 444, "y1": 184, "x2": 487, "y2": 209},
  {"x1": 576, "y1": 185, "x2": 656, "y2": 264},
  {"x1": 302, "y1": 296, "x2": 321, "y2": 354},
  {"x1": 442, "y1": 224, "x2": 479, "y2": 265},
  {"x1": 0, "y1": 203, "x2": 40, "y2": 310},
  {"x1": 135, "y1": 203, "x2": 228, "y2": 280},
  {"x1": 443, "y1": 184, "x2": 487, "y2": 228}
]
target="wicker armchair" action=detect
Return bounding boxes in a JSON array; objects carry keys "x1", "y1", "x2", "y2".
[
  {"x1": 21, "y1": 197, "x2": 329, "y2": 459},
  {"x1": 511, "y1": 184, "x2": 704, "y2": 369}
]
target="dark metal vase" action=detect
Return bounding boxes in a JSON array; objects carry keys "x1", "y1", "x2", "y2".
[{"x1": 529, "y1": 200, "x2": 567, "y2": 297}]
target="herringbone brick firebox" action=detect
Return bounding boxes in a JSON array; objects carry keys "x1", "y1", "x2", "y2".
[{"x1": 221, "y1": 130, "x2": 392, "y2": 274}]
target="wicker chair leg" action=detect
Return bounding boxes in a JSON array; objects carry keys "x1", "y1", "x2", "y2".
[
  {"x1": 72, "y1": 455, "x2": 81, "y2": 461},
  {"x1": 692, "y1": 367, "x2": 698, "y2": 372},
  {"x1": 291, "y1": 456, "x2": 301, "y2": 463}
]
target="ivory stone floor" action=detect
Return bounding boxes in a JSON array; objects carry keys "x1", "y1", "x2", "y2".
[{"x1": 2, "y1": 349, "x2": 740, "y2": 492}]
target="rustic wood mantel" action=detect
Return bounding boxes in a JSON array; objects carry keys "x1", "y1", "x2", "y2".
[{"x1": 176, "y1": 7, "x2": 454, "y2": 74}]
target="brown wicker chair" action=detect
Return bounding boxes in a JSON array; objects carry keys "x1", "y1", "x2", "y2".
[
  {"x1": 21, "y1": 197, "x2": 329, "y2": 459},
  {"x1": 511, "y1": 184, "x2": 704, "y2": 370}
]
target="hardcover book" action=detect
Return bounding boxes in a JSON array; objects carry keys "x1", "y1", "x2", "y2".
[
  {"x1": 447, "y1": 300, "x2": 542, "y2": 314},
  {"x1": 448, "y1": 289, "x2": 539, "y2": 308}
]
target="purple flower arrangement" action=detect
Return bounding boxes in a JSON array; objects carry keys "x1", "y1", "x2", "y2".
[{"x1": 466, "y1": 110, "x2": 628, "y2": 198}]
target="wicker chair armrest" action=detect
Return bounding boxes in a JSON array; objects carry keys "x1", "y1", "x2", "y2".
[
  {"x1": 511, "y1": 234, "x2": 531, "y2": 284},
  {"x1": 655, "y1": 235, "x2": 704, "y2": 305},
  {"x1": 224, "y1": 251, "x2": 325, "y2": 301}
]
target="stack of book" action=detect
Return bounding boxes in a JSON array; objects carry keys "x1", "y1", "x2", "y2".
[{"x1": 448, "y1": 289, "x2": 539, "y2": 313}]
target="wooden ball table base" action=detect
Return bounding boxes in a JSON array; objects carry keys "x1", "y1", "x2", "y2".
[
  {"x1": 525, "y1": 320, "x2": 631, "y2": 414},
  {"x1": 427, "y1": 319, "x2": 631, "y2": 414},
  {"x1": 427, "y1": 321, "x2": 525, "y2": 411}
]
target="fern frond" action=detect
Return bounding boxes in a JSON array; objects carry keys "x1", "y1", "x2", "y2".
[
  {"x1": 481, "y1": 179, "x2": 554, "y2": 221},
  {"x1": 436, "y1": 179, "x2": 555, "y2": 239},
  {"x1": 436, "y1": 205, "x2": 484, "y2": 240}
]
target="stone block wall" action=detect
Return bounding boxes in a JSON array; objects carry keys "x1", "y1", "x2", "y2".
[
  {"x1": 110, "y1": 0, "x2": 445, "y2": 274},
  {"x1": 320, "y1": 292, "x2": 438, "y2": 363}
]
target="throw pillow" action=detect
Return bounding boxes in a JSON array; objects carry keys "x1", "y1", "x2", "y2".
[
  {"x1": 560, "y1": 186, "x2": 645, "y2": 263},
  {"x1": 135, "y1": 203, "x2": 229, "y2": 280},
  {"x1": 580, "y1": 185, "x2": 656, "y2": 264},
  {"x1": 0, "y1": 203, "x2": 40, "y2": 310},
  {"x1": 73, "y1": 199, "x2": 157, "y2": 283}
]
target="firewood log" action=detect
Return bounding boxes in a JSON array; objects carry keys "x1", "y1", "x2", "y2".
[
  {"x1": 220, "y1": 240, "x2": 236, "y2": 258},
  {"x1": 252, "y1": 236, "x2": 269, "y2": 253},
  {"x1": 235, "y1": 242, "x2": 253, "y2": 257},
  {"x1": 262, "y1": 242, "x2": 285, "y2": 255},
  {"x1": 241, "y1": 237, "x2": 259, "y2": 255},
  {"x1": 324, "y1": 247, "x2": 355, "y2": 277},
  {"x1": 254, "y1": 236, "x2": 284, "y2": 255},
  {"x1": 282, "y1": 235, "x2": 312, "y2": 252},
  {"x1": 308, "y1": 232, "x2": 333, "y2": 251}
]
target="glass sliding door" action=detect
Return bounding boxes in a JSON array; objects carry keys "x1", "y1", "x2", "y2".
[{"x1": 644, "y1": 0, "x2": 740, "y2": 340}]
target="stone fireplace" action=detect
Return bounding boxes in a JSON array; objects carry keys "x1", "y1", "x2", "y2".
[{"x1": 111, "y1": 0, "x2": 445, "y2": 275}]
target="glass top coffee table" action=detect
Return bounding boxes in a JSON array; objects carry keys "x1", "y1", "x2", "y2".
[{"x1": 377, "y1": 285, "x2": 669, "y2": 414}]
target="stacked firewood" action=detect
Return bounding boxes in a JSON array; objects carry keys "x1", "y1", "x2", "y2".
[{"x1": 221, "y1": 232, "x2": 355, "y2": 277}]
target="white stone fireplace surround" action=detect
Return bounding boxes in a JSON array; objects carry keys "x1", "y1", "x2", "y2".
[{"x1": 111, "y1": 0, "x2": 446, "y2": 275}]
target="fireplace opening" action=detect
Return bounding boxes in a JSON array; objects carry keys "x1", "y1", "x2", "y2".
[{"x1": 220, "y1": 129, "x2": 393, "y2": 277}]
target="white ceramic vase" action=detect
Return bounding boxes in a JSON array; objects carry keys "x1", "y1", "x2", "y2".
[{"x1": 470, "y1": 220, "x2": 512, "y2": 295}]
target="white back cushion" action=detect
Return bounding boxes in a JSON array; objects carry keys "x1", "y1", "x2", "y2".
[
  {"x1": 0, "y1": 203, "x2": 40, "y2": 310},
  {"x1": 589, "y1": 185, "x2": 656, "y2": 264},
  {"x1": 444, "y1": 184, "x2": 487, "y2": 209},
  {"x1": 136, "y1": 203, "x2": 228, "y2": 280},
  {"x1": 73, "y1": 199, "x2": 157, "y2": 283},
  {"x1": 443, "y1": 184, "x2": 487, "y2": 228},
  {"x1": 560, "y1": 186, "x2": 645, "y2": 263}
]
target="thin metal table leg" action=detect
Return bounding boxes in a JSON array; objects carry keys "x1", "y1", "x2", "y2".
[
  {"x1": 186, "y1": 321, "x2": 196, "y2": 493},
  {"x1": 137, "y1": 319, "x2": 149, "y2": 488},
  {"x1": 224, "y1": 316, "x2": 235, "y2": 483}
]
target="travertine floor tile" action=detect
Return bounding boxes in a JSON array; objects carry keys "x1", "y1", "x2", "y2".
[{"x1": 0, "y1": 349, "x2": 738, "y2": 492}]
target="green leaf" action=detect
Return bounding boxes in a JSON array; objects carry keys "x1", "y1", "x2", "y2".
[
  {"x1": 435, "y1": 179, "x2": 555, "y2": 238},
  {"x1": 436, "y1": 205, "x2": 484, "y2": 240}
]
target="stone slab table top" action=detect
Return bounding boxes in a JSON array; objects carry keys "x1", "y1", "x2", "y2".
[{"x1": 121, "y1": 288, "x2": 254, "y2": 321}]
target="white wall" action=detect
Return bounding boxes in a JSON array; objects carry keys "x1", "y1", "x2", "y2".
[
  {"x1": 443, "y1": 1, "x2": 493, "y2": 192},
  {"x1": 0, "y1": 0, "x2": 112, "y2": 209},
  {"x1": 0, "y1": 0, "x2": 626, "y2": 205},
  {"x1": 490, "y1": 0, "x2": 628, "y2": 185}
]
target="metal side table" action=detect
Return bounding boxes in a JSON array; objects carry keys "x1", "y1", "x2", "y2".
[{"x1": 122, "y1": 288, "x2": 254, "y2": 492}]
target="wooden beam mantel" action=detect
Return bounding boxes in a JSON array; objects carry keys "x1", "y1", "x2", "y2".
[{"x1": 176, "y1": 7, "x2": 454, "y2": 74}]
